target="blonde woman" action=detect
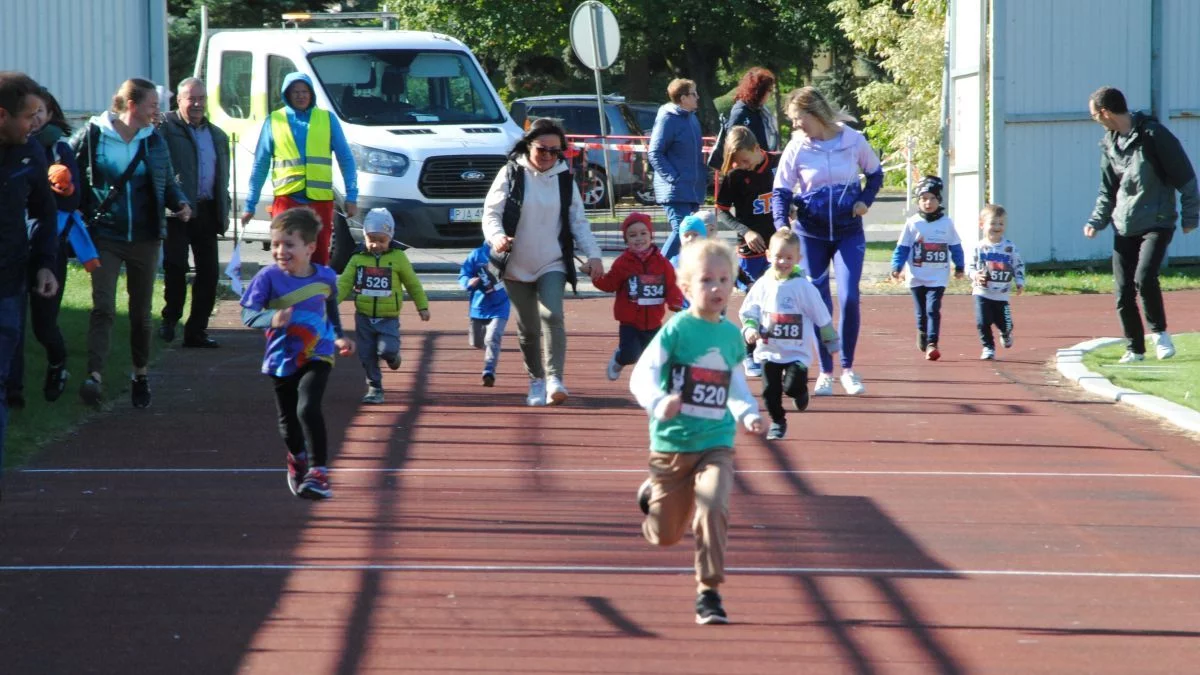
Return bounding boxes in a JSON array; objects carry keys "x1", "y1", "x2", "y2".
[
  {"x1": 770, "y1": 87, "x2": 882, "y2": 396},
  {"x1": 72, "y1": 78, "x2": 191, "y2": 408}
]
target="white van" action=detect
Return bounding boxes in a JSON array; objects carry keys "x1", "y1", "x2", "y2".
[{"x1": 202, "y1": 18, "x2": 522, "y2": 265}]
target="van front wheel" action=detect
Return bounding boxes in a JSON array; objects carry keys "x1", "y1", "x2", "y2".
[{"x1": 330, "y1": 211, "x2": 355, "y2": 274}]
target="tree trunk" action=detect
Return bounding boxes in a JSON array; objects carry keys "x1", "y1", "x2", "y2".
[
  {"x1": 682, "y1": 40, "x2": 720, "y2": 134},
  {"x1": 623, "y1": 52, "x2": 650, "y2": 101}
]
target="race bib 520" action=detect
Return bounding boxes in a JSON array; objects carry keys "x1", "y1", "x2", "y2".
[{"x1": 669, "y1": 364, "x2": 731, "y2": 420}]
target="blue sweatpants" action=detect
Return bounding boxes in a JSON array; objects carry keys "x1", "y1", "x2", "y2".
[{"x1": 802, "y1": 231, "x2": 866, "y2": 373}]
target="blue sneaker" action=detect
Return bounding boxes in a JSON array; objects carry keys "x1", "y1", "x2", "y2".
[
  {"x1": 298, "y1": 467, "x2": 332, "y2": 500},
  {"x1": 743, "y1": 358, "x2": 762, "y2": 378}
]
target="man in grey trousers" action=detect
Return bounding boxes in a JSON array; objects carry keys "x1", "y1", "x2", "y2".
[{"x1": 159, "y1": 77, "x2": 231, "y2": 348}]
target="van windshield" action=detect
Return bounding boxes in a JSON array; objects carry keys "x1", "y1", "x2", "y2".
[{"x1": 309, "y1": 49, "x2": 503, "y2": 126}]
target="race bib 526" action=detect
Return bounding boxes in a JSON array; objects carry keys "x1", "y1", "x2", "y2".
[{"x1": 355, "y1": 266, "x2": 393, "y2": 297}]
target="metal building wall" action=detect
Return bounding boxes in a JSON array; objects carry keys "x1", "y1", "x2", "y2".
[
  {"x1": 1164, "y1": 0, "x2": 1200, "y2": 258},
  {"x1": 979, "y1": 0, "x2": 1200, "y2": 262},
  {"x1": 0, "y1": 0, "x2": 169, "y2": 115}
]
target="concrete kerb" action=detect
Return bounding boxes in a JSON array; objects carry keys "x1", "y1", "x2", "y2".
[{"x1": 1055, "y1": 337, "x2": 1200, "y2": 435}]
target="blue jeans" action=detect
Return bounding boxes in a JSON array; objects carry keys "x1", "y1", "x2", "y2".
[
  {"x1": 0, "y1": 284, "x2": 28, "y2": 478},
  {"x1": 660, "y1": 201, "x2": 699, "y2": 261},
  {"x1": 974, "y1": 296, "x2": 1012, "y2": 349},
  {"x1": 802, "y1": 231, "x2": 866, "y2": 373},
  {"x1": 616, "y1": 323, "x2": 659, "y2": 366},
  {"x1": 911, "y1": 286, "x2": 946, "y2": 346}
]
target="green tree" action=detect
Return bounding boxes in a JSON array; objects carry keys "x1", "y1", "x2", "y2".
[
  {"x1": 385, "y1": 0, "x2": 843, "y2": 132},
  {"x1": 829, "y1": 0, "x2": 946, "y2": 176},
  {"x1": 167, "y1": 1, "x2": 370, "y2": 95}
]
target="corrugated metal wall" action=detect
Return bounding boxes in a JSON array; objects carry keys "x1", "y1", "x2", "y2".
[
  {"x1": 983, "y1": 0, "x2": 1200, "y2": 262},
  {"x1": 0, "y1": 0, "x2": 168, "y2": 115},
  {"x1": 1164, "y1": 0, "x2": 1200, "y2": 258}
]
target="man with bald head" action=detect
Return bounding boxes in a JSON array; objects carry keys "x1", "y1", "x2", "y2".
[{"x1": 159, "y1": 77, "x2": 230, "y2": 347}]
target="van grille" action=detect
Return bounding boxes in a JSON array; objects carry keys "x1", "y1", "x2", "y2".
[
  {"x1": 389, "y1": 128, "x2": 435, "y2": 135},
  {"x1": 462, "y1": 127, "x2": 501, "y2": 134},
  {"x1": 418, "y1": 155, "x2": 506, "y2": 199}
]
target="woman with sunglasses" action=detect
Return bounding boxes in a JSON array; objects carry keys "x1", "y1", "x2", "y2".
[
  {"x1": 649, "y1": 79, "x2": 707, "y2": 262},
  {"x1": 483, "y1": 118, "x2": 604, "y2": 406}
]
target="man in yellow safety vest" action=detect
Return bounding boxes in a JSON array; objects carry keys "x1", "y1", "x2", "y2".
[{"x1": 242, "y1": 72, "x2": 357, "y2": 266}]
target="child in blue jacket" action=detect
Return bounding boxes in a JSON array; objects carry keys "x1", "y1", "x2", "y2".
[{"x1": 459, "y1": 243, "x2": 511, "y2": 387}]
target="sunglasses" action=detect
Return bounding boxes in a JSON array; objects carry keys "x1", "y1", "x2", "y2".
[{"x1": 531, "y1": 144, "x2": 563, "y2": 157}]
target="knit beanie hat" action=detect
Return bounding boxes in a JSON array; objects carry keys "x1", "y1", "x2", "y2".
[
  {"x1": 680, "y1": 214, "x2": 708, "y2": 238},
  {"x1": 620, "y1": 212, "x2": 653, "y2": 239},
  {"x1": 915, "y1": 175, "x2": 944, "y2": 202},
  {"x1": 363, "y1": 208, "x2": 395, "y2": 236}
]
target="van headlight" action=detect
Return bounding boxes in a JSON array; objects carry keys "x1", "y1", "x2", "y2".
[{"x1": 350, "y1": 144, "x2": 410, "y2": 177}]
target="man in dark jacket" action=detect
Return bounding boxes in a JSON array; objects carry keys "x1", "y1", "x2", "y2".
[
  {"x1": 0, "y1": 72, "x2": 60, "y2": 500},
  {"x1": 1084, "y1": 86, "x2": 1198, "y2": 363},
  {"x1": 159, "y1": 77, "x2": 231, "y2": 347}
]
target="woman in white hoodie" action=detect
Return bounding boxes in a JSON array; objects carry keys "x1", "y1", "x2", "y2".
[{"x1": 483, "y1": 119, "x2": 604, "y2": 406}]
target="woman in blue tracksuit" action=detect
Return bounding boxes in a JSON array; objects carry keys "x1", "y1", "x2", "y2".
[
  {"x1": 648, "y1": 78, "x2": 707, "y2": 262},
  {"x1": 771, "y1": 86, "x2": 883, "y2": 397}
]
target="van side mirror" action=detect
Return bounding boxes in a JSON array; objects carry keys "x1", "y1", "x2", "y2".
[{"x1": 510, "y1": 101, "x2": 527, "y2": 128}]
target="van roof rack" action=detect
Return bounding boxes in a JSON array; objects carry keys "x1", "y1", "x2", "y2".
[{"x1": 281, "y1": 11, "x2": 402, "y2": 30}]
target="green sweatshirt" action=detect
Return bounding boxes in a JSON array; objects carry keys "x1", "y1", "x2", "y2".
[
  {"x1": 337, "y1": 242, "x2": 429, "y2": 318},
  {"x1": 628, "y1": 311, "x2": 760, "y2": 453}
]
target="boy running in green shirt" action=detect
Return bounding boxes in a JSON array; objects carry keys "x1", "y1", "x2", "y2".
[{"x1": 629, "y1": 238, "x2": 764, "y2": 625}]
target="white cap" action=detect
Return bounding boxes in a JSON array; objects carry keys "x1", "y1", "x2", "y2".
[{"x1": 363, "y1": 208, "x2": 395, "y2": 236}]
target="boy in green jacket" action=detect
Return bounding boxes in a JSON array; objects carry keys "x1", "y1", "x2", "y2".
[{"x1": 338, "y1": 209, "x2": 430, "y2": 403}]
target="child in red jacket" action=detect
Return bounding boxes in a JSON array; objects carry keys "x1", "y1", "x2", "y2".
[{"x1": 594, "y1": 212, "x2": 685, "y2": 380}]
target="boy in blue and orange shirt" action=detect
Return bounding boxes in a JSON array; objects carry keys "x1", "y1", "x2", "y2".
[{"x1": 241, "y1": 208, "x2": 355, "y2": 500}]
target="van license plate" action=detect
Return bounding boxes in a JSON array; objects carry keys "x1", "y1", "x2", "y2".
[{"x1": 449, "y1": 207, "x2": 484, "y2": 222}]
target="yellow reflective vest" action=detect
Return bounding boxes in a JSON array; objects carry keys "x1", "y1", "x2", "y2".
[{"x1": 269, "y1": 108, "x2": 334, "y2": 201}]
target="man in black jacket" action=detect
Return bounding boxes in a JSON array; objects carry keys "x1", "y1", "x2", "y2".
[
  {"x1": 0, "y1": 72, "x2": 60, "y2": 499},
  {"x1": 1085, "y1": 86, "x2": 1198, "y2": 362},
  {"x1": 159, "y1": 77, "x2": 231, "y2": 348}
]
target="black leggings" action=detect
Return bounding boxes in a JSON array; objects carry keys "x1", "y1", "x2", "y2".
[
  {"x1": 271, "y1": 361, "x2": 332, "y2": 467},
  {"x1": 5, "y1": 251, "x2": 69, "y2": 394},
  {"x1": 762, "y1": 361, "x2": 809, "y2": 423}
]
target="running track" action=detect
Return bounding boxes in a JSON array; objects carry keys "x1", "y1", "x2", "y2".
[{"x1": 1, "y1": 292, "x2": 1198, "y2": 674}]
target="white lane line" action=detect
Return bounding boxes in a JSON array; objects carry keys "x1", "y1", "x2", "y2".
[
  {"x1": 0, "y1": 563, "x2": 1198, "y2": 580},
  {"x1": 18, "y1": 468, "x2": 1200, "y2": 479}
]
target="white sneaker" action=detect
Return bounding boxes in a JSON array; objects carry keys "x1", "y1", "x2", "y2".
[
  {"x1": 606, "y1": 349, "x2": 623, "y2": 381},
  {"x1": 1153, "y1": 332, "x2": 1176, "y2": 360},
  {"x1": 840, "y1": 371, "x2": 865, "y2": 396},
  {"x1": 980, "y1": 347, "x2": 995, "y2": 360},
  {"x1": 526, "y1": 378, "x2": 547, "y2": 406},
  {"x1": 813, "y1": 373, "x2": 835, "y2": 396},
  {"x1": 1117, "y1": 350, "x2": 1145, "y2": 364},
  {"x1": 743, "y1": 357, "x2": 763, "y2": 378},
  {"x1": 546, "y1": 375, "x2": 569, "y2": 405}
]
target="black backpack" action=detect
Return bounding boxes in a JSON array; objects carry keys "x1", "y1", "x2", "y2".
[{"x1": 488, "y1": 160, "x2": 580, "y2": 291}]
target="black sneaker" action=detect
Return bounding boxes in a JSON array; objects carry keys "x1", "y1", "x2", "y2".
[
  {"x1": 766, "y1": 420, "x2": 787, "y2": 440},
  {"x1": 384, "y1": 354, "x2": 401, "y2": 370},
  {"x1": 158, "y1": 320, "x2": 177, "y2": 343},
  {"x1": 637, "y1": 477, "x2": 652, "y2": 515},
  {"x1": 695, "y1": 589, "x2": 729, "y2": 625},
  {"x1": 481, "y1": 372, "x2": 495, "y2": 387},
  {"x1": 43, "y1": 362, "x2": 69, "y2": 402},
  {"x1": 131, "y1": 375, "x2": 151, "y2": 409},
  {"x1": 79, "y1": 376, "x2": 103, "y2": 407}
]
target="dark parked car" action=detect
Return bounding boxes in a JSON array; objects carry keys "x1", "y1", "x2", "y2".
[{"x1": 510, "y1": 94, "x2": 654, "y2": 207}]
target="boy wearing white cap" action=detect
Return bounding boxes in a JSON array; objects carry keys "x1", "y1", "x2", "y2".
[{"x1": 337, "y1": 208, "x2": 430, "y2": 403}]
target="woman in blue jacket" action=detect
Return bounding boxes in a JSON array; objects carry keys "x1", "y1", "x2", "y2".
[
  {"x1": 648, "y1": 78, "x2": 707, "y2": 261},
  {"x1": 72, "y1": 78, "x2": 191, "y2": 409},
  {"x1": 5, "y1": 89, "x2": 85, "y2": 406}
]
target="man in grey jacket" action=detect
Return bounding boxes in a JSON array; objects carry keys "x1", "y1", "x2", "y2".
[
  {"x1": 1085, "y1": 86, "x2": 1198, "y2": 363},
  {"x1": 159, "y1": 77, "x2": 230, "y2": 348}
]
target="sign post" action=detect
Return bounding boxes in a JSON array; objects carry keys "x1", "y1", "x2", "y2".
[{"x1": 570, "y1": 1, "x2": 621, "y2": 218}]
